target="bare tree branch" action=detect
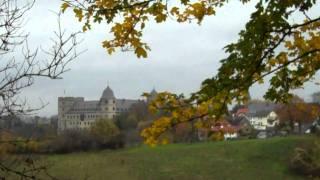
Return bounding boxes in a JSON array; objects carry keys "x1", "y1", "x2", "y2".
[{"x1": 0, "y1": 1, "x2": 84, "y2": 179}]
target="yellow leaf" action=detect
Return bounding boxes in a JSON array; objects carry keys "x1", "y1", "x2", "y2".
[
  {"x1": 82, "y1": 25, "x2": 87, "y2": 32},
  {"x1": 61, "y1": 3, "x2": 70, "y2": 13},
  {"x1": 170, "y1": 7, "x2": 179, "y2": 15},
  {"x1": 73, "y1": 8, "x2": 84, "y2": 22},
  {"x1": 155, "y1": 14, "x2": 167, "y2": 23},
  {"x1": 207, "y1": 7, "x2": 215, "y2": 15},
  {"x1": 269, "y1": 58, "x2": 276, "y2": 66},
  {"x1": 107, "y1": 47, "x2": 115, "y2": 55},
  {"x1": 141, "y1": 22, "x2": 145, "y2": 29},
  {"x1": 135, "y1": 47, "x2": 147, "y2": 58}
]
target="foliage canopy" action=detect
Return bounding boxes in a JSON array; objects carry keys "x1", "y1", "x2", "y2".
[
  {"x1": 63, "y1": 0, "x2": 320, "y2": 145},
  {"x1": 91, "y1": 118, "x2": 120, "y2": 143}
]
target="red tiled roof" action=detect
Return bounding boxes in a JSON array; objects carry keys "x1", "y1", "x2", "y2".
[
  {"x1": 236, "y1": 108, "x2": 249, "y2": 115},
  {"x1": 210, "y1": 121, "x2": 241, "y2": 133}
]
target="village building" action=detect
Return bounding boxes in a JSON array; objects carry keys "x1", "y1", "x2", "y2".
[{"x1": 231, "y1": 100, "x2": 280, "y2": 137}]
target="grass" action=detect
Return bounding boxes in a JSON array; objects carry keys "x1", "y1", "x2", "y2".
[{"x1": 40, "y1": 136, "x2": 315, "y2": 179}]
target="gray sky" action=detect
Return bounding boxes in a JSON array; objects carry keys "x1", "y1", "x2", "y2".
[{"x1": 19, "y1": 0, "x2": 319, "y2": 116}]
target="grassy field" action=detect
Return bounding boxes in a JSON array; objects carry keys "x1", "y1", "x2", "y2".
[{"x1": 37, "y1": 136, "x2": 314, "y2": 180}]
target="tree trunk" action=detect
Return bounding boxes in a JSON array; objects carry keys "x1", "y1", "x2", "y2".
[{"x1": 298, "y1": 121, "x2": 302, "y2": 134}]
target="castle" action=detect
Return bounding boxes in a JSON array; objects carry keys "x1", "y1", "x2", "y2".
[{"x1": 57, "y1": 86, "x2": 157, "y2": 133}]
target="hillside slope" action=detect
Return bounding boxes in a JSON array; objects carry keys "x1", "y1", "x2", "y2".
[{"x1": 45, "y1": 136, "x2": 313, "y2": 180}]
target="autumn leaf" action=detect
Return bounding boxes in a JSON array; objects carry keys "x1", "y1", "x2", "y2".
[
  {"x1": 135, "y1": 47, "x2": 147, "y2": 58},
  {"x1": 61, "y1": 3, "x2": 70, "y2": 13},
  {"x1": 73, "y1": 8, "x2": 83, "y2": 22}
]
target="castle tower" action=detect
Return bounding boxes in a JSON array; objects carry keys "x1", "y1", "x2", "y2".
[
  {"x1": 57, "y1": 97, "x2": 84, "y2": 133},
  {"x1": 99, "y1": 86, "x2": 116, "y2": 119},
  {"x1": 147, "y1": 88, "x2": 157, "y2": 103}
]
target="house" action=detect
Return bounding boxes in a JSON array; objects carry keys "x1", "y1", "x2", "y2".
[
  {"x1": 248, "y1": 111, "x2": 279, "y2": 131},
  {"x1": 210, "y1": 120, "x2": 241, "y2": 140},
  {"x1": 305, "y1": 118, "x2": 320, "y2": 134},
  {"x1": 230, "y1": 100, "x2": 280, "y2": 137},
  {"x1": 229, "y1": 115, "x2": 254, "y2": 137},
  {"x1": 197, "y1": 119, "x2": 241, "y2": 141}
]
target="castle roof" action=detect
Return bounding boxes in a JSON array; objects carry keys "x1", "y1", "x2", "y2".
[
  {"x1": 116, "y1": 99, "x2": 140, "y2": 110},
  {"x1": 60, "y1": 86, "x2": 142, "y2": 115},
  {"x1": 101, "y1": 86, "x2": 115, "y2": 99},
  {"x1": 150, "y1": 88, "x2": 157, "y2": 96},
  {"x1": 67, "y1": 101, "x2": 100, "y2": 113}
]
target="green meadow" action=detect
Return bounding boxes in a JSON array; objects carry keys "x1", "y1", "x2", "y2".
[{"x1": 35, "y1": 136, "x2": 316, "y2": 180}]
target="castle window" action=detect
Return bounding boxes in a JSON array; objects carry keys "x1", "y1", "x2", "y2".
[{"x1": 80, "y1": 114, "x2": 85, "y2": 121}]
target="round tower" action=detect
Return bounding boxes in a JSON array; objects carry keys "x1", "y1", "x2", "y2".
[
  {"x1": 147, "y1": 88, "x2": 157, "y2": 103},
  {"x1": 99, "y1": 86, "x2": 116, "y2": 119}
]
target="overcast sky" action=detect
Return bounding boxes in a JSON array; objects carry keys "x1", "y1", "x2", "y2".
[{"x1": 18, "y1": 0, "x2": 319, "y2": 116}]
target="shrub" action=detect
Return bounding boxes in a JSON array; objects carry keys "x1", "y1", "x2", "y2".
[
  {"x1": 173, "y1": 122, "x2": 193, "y2": 143},
  {"x1": 116, "y1": 114, "x2": 139, "y2": 130},
  {"x1": 91, "y1": 119, "x2": 121, "y2": 145},
  {"x1": 122, "y1": 129, "x2": 142, "y2": 147},
  {"x1": 209, "y1": 131, "x2": 224, "y2": 141},
  {"x1": 47, "y1": 130, "x2": 95, "y2": 153},
  {"x1": 137, "y1": 120, "x2": 153, "y2": 131},
  {"x1": 290, "y1": 139, "x2": 320, "y2": 177}
]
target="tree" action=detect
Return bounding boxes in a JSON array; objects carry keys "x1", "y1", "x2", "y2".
[
  {"x1": 61, "y1": 0, "x2": 216, "y2": 58},
  {"x1": 62, "y1": 1, "x2": 320, "y2": 145},
  {"x1": 0, "y1": 0, "x2": 81, "y2": 178},
  {"x1": 91, "y1": 118, "x2": 120, "y2": 145},
  {"x1": 116, "y1": 112, "x2": 138, "y2": 130},
  {"x1": 115, "y1": 101, "x2": 154, "y2": 130},
  {"x1": 173, "y1": 122, "x2": 193, "y2": 142},
  {"x1": 1, "y1": 1, "x2": 82, "y2": 116},
  {"x1": 276, "y1": 95, "x2": 319, "y2": 134}
]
